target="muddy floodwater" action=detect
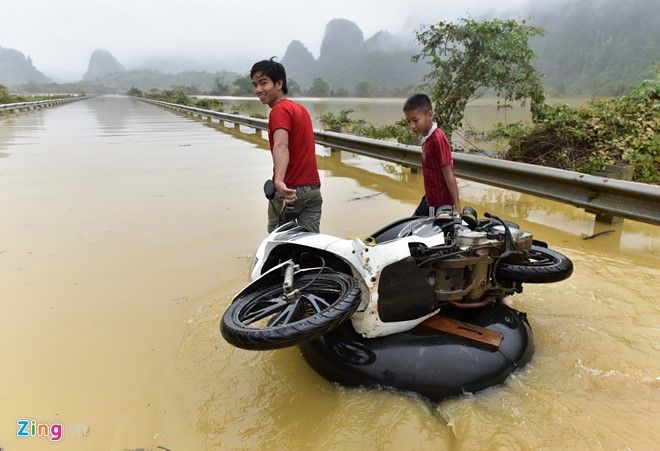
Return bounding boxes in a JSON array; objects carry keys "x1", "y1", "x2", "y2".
[{"x1": 0, "y1": 95, "x2": 658, "y2": 450}]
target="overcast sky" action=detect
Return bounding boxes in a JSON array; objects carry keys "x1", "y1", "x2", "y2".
[{"x1": 3, "y1": 0, "x2": 531, "y2": 81}]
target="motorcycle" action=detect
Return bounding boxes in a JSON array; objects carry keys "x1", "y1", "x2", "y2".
[{"x1": 220, "y1": 207, "x2": 573, "y2": 351}]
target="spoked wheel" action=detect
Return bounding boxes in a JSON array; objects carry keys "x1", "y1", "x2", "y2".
[
  {"x1": 221, "y1": 270, "x2": 361, "y2": 350},
  {"x1": 496, "y1": 245, "x2": 573, "y2": 283}
]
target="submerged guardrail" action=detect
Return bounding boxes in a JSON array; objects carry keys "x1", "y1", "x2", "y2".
[
  {"x1": 137, "y1": 97, "x2": 660, "y2": 226},
  {"x1": 0, "y1": 96, "x2": 89, "y2": 113}
]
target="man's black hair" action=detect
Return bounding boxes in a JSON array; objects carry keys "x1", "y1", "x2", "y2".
[
  {"x1": 403, "y1": 93, "x2": 432, "y2": 113},
  {"x1": 250, "y1": 58, "x2": 288, "y2": 95}
]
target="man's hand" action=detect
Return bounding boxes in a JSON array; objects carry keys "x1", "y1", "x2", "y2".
[{"x1": 274, "y1": 180, "x2": 297, "y2": 204}]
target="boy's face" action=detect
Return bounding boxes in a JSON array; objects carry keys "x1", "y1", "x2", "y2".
[
  {"x1": 251, "y1": 71, "x2": 283, "y2": 107},
  {"x1": 405, "y1": 108, "x2": 434, "y2": 136}
]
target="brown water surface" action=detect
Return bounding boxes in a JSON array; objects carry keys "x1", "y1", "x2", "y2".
[{"x1": 0, "y1": 95, "x2": 658, "y2": 450}]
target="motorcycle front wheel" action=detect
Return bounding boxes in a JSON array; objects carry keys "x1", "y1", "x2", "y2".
[
  {"x1": 496, "y1": 245, "x2": 573, "y2": 283},
  {"x1": 221, "y1": 270, "x2": 361, "y2": 350}
]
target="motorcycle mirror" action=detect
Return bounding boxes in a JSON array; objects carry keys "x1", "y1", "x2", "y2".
[{"x1": 264, "y1": 179, "x2": 275, "y2": 200}]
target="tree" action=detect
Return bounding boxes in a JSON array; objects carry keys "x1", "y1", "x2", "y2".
[
  {"x1": 209, "y1": 76, "x2": 230, "y2": 95},
  {"x1": 232, "y1": 75, "x2": 254, "y2": 96},
  {"x1": 288, "y1": 79, "x2": 302, "y2": 96},
  {"x1": 126, "y1": 86, "x2": 143, "y2": 97},
  {"x1": 413, "y1": 18, "x2": 546, "y2": 136},
  {"x1": 307, "y1": 77, "x2": 330, "y2": 97},
  {"x1": 354, "y1": 81, "x2": 374, "y2": 97},
  {"x1": 0, "y1": 84, "x2": 12, "y2": 103}
]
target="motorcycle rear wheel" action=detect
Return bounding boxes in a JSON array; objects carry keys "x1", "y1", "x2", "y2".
[
  {"x1": 496, "y1": 245, "x2": 573, "y2": 283},
  {"x1": 221, "y1": 270, "x2": 361, "y2": 350}
]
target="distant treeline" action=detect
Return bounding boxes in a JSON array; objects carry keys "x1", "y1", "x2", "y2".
[{"x1": 0, "y1": 84, "x2": 72, "y2": 104}]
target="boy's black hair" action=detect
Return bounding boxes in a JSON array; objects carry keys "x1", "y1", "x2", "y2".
[
  {"x1": 403, "y1": 93, "x2": 432, "y2": 113},
  {"x1": 250, "y1": 58, "x2": 288, "y2": 95}
]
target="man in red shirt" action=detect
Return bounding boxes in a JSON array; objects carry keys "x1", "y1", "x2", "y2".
[
  {"x1": 250, "y1": 59, "x2": 322, "y2": 233},
  {"x1": 403, "y1": 94, "x2": 461, "y2": 216}
]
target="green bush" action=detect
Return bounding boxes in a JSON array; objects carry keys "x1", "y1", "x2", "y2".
[
  {"x1": 489, "y1": 74, "x2": 659, "y2": 183},
  {"x1": 319, "y1": 110, "x2": 418, "y2": 145}
]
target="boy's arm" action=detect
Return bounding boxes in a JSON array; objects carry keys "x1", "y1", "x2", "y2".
[{"x1": 441, "y1": 165, "x2": 461, "y2": 214}]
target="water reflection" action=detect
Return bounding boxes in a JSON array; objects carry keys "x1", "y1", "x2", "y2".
[
  {"x1": 0, "y1": 112, "x2": 45, "y2": 154},
  {"x1": 89, "y1": 95, "x2": 132, "y2": 136}
]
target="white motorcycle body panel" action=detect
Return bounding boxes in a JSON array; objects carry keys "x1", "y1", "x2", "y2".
[{"x1": 249, "y1": 224, "x2": 447, "y2": 338}]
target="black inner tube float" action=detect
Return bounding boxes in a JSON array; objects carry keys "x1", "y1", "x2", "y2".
[{"x1": 299, "y1": 303, "x2": 535, "y2": 402}]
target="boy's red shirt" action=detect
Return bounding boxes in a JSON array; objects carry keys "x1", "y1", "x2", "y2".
[{"x1": 421, "y1": 125, "x2": 455, "y2": 207}]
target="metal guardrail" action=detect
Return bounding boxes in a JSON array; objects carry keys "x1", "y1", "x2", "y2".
[
  {"x1": 0, "y1": 96, "x2": 89, "y2": 113},
  {"x1": 138, "y1": 97, "x2": 660, "y2": 226}
]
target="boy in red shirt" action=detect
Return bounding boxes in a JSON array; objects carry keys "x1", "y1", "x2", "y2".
[
  {"x1": 403, "y1": 94, "x2": 461, "y2": 216},
  {"x1": 250, "y1": 59, "x2": 322, "y2": 233}
]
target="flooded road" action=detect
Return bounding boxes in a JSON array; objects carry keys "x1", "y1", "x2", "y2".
[{"x1": 0, "y1": 95, "x2": 658, "y2": 450}]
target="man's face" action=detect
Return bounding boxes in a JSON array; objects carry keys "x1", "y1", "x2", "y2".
[
  {"x1": 405, "y1": 108, "x2": 434, "y2": 135},
  {"x1": 251, "y1": 72, "x2": 283, "y2": 107}
]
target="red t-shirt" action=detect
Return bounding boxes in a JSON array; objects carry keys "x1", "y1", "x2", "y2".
[
  {"x1": 422, "y1": 127, "x2": 455, "y2": 207},
  {"x1": 268, "y1": 98, "x2": 320, "y2": 188}
]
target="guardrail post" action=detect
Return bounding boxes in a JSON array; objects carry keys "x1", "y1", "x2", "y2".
[
  {"x1": 329, "y1": 148, "x2": 341, "y2": 162},
  {"x1": 588, "y1": 164, "x2": 634, "y2": 224},
  {"x1": 234, "y1": 122, "x2": 240, "y2": 131},
  {"x1": 254, "y1": 129, "x2": 262, "y2": 138}
]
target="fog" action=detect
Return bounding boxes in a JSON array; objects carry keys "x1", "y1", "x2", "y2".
[{"x1": 3, "y1": 0, "x2": 532, "y2": 81}]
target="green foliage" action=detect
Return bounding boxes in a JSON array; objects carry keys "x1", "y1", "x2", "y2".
[
  {"x1": 288, "y1": 79, "x2": 302, "y2": 96},
  {"x1": 170, "y1": 84, "x2": 200, "y2": 95},
  {"x1": 413, "y1": 18, "x2": 546, "y2": 137},
  {"x1": 126, "y1": 86, "x2": 143, "y2": 96},
  {"x1": 209, "y1": 77, "x2": 230, "y2": 95},
  {"x1": 195, "y1": 98, "x2": 224, "y2": 111},
  {"x1": 146, "y1": 90, "x2": 223, "y2": 112},
  {"x1": 319, "y1": 109, "x2": 418, "y2": 145},
  {"x1": 0, "y1": 84, "x2": 72, "y2": 103},
  {"x1": 232, "y1": 75, "x2": 254, "y2": 96},
  {"x1": 354, "y1": 81, "x2": 374, "y2": 97},
  {"x1": 489, "y1": 74, "x2": 659, "y2": 183},
  {"x1": 319, "y1": 109, "x2": 363, "y2": 132},
  {"x1": 333, "y1": 87, "x2": 350, "y2": 97},
  {"x1": 307, "y1": 78, "x2": 330, "y2": 97},
  {"x1": 0, "y1": 84, "x2": 18, "y2": 103}
]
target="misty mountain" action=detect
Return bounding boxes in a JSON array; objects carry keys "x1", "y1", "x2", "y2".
[
  {"x1": 15, "y1": 68, "x2": 240, "y2": 95},
  {"x1": 282, "y1": 18, "x2": 426, "y2": 92},
  {"x1": 0, "y1": 46, "x2": 51, "y2": 87},
  {"x1": 280, "y1": 41, "x2": 316, "y2": 88},
  {"x1": 83, "y1": 49, "x2": 125, "y2": 80},
  {"x1": 100, "y1": 69, "x2": 239, "y2": 92},
  {"x1": 531, "y1": 0, "x2": 659, "y2": 95}
]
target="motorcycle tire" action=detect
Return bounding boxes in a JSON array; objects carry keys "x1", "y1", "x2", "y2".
[
  {"x1": 496, "y1": 245, "x2": 573, "y2": 283},
  {"x1": 221, "y1": 270, "x2": 361, "y2": 350}
]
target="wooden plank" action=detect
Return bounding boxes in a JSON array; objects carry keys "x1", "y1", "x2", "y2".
[{"x1": 422, "y1": 315, "x2": 502, "y2": 351}]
